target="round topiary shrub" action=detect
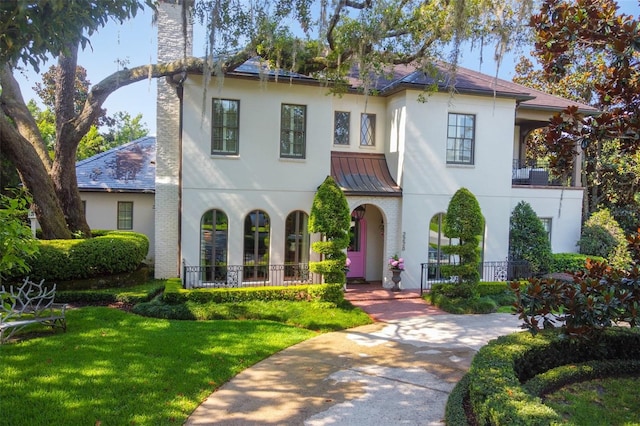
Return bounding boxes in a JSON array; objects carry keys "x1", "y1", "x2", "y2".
[{"x1": 579, "y1": 208, "x2": 631, "y2": 269}]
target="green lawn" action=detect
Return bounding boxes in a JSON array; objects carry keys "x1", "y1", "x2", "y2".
[
  {"x1": 0, "y1": 307, "x2": 318, "y2": 425},
  {"x1": 544, "y1": 376, "x2": 640, "y2": 425}
]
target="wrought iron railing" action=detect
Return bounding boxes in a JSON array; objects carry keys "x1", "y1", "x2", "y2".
[
  {"x1": 420, "y1": 260, "x2": 531, "y2": 294},
  {"x1": 512, "y1": 159, "x2": 570, "y2": 187},
  {"x1": 182, "y1": 262, "x2": 322, "y2": 289}
]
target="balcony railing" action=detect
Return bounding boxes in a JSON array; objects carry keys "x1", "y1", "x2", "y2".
[
  {"x1": 512, "y1": 159, "x2": 571, "y2": 187},
  {"x1": 419, "y1": 260, "x2": 531, "y2": 294},
  {"x1": 182, "y1": 262, "x2": 322, "y2": 289}
]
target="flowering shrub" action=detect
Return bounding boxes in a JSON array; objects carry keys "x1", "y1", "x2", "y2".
[{"x1": 388, "y1": 254, "x2": 404, "y2": 271}]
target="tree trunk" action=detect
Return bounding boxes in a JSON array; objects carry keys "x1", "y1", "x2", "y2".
[
  {"x1": 0, "y1": 115, "x2": 72, "y2": 239},
  {"x1": 51, "y1": 44, "x2": 91, "y2": 236}
]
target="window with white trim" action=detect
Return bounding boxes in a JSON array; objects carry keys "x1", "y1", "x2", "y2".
[{"x1": 360, "y1": 113, "x2": 376, "y2": 146}]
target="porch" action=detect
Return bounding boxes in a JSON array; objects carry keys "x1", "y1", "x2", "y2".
[{"x1": 511, "y1": 159, "x2": 574, "y2": 187}]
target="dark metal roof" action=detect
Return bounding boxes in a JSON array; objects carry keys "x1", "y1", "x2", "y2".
[
  {"x1": 76, "y1": 136, "x2": 156, "y2": 193},
  {"x1": 331, "y1": 151, "x2": 402, "y2": 197}
]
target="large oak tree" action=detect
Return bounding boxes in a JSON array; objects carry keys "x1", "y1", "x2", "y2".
[{"x1": 0, "y1": 0, "x2": 534, "y2": 239}]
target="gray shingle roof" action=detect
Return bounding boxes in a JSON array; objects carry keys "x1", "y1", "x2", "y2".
[{"x1": 76, "y1": 136, "x2": 156, "y2": 193}]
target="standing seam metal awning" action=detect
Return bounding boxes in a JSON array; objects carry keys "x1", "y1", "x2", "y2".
[{"x1": 331, "y1": 151, "x2": 402, "y2": 197}]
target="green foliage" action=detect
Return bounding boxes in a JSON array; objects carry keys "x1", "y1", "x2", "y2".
[
  {"x1": 441, "y1": 188, "x2": 484, "y2": 298},
  {"x1": 308, "y1": 176, "x2": 350, "y2": 284},
  {"x1": 511, "y1": 259, "x2": 640, "y2": 340},
  {"x1": 579, "y1": 208, "x2": 631, "y2": 269},
  {"x1": 550, "y1": 252, "x2": 605, "y2": 273},
  {"x1": 55, "y1": 281, "x2": 164, "y2": 304},
  {"x1": 509, "y1": 201, "x2": 552, "y2": 275},
  {"x1": 0, "y1": 192, "x2": 39, "y2": 282},
  {"x1": 0, "y1": 0, "x2": 155, "y2": 71},
  {"x1": 163, "y1": 279, "x2": 345, "y2": 305},
  {"x1": 578, "y1": 225, "x2": 616, "y2": 258},
  {"x1": 13, "y1": 231, "x2": 149, "y2": 282},
  {"x1": 449, "y1": 327, "x2": 640, "y2": 426}
]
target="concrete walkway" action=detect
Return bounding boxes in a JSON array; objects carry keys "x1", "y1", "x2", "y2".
[{"x1": 185, "y1": 284, "x2": 522, "y2": 425}]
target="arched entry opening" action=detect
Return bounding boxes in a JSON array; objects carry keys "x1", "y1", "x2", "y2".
[{"x1": 347, "y1": 203, "x2": 384, "y2": 283}]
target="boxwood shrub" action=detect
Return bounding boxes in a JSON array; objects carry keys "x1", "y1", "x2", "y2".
[
  {"x1": 447, "y1": 327, "x2": 640, "y2": 425},
  {"x1": 14, "y1": 231, "x2": 149, "y2": 282},
  {"x1": 162, "y1": 279, "x2": 344, "y2": 305},
  {"x1": 550, "y1": 252, "x2": 605, "y2": 274}
]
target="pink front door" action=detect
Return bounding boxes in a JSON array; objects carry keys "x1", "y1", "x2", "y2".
[{"x1": 347, "y1": 219, "x2": 366, "y2": 278}]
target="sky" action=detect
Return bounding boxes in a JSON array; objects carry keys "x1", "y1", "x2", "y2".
[{"x1": 14, "y1": 0, "x2": 639, "y2": 136}]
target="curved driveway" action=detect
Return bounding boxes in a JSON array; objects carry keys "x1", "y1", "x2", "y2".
[{"x1": 185, "y1": 287, "x2": 522, "y2": 425}]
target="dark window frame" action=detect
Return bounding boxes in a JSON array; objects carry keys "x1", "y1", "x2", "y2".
[
  {"x1": 280, "y1": 104, "x2": 307, "y2": 159},
  {"x1": 334, "y1": 111, "x2": 350, "y2": 145},
  {"x1": 446, "y1": 113, "x2": 475, "y2": 165},
  {"x1": 117, "y1": 201, "x2": 133, "y2": 230},
  {"x1": 211, "y1": 98, "x2": 240, "y2": 155}
]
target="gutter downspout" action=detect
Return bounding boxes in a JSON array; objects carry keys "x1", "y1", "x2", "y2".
[{"x1": 168, "y1": 72, "x2": 187, "y2": 275}]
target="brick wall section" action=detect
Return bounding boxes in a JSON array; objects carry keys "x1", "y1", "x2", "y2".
[{"x1": 155, "y1": 1, "x2": 193, "y2": 278}]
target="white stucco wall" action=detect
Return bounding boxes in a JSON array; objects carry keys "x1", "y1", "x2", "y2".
[
  {"x1": 180, "y1": 77, "x2": 334, "y2": 268},
  {"x1": 81, "y1": 192, "x2": 155, "y2": 260}
]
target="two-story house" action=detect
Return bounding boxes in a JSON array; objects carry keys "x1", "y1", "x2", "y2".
[{"x1": 154, "y1": 2, "x2": 596, "y2": 289}]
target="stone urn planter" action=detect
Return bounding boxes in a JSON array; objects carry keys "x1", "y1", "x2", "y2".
[{"x1": 390, "y1": 269, "x2": 402, "y2": 292}]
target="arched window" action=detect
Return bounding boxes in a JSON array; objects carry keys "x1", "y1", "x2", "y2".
[
  {"x1": 284, "y1": 211, "x2": 310, "y2": 280},
  {"x1": 244, "y1": 210, "x2": 270, "y2": 281},
  {"x1": 428, "y1": 213, "x2": 455, "y2": 280},
  {"x1": 200, "y1": 209, "x2": 228, "y2": 282}
]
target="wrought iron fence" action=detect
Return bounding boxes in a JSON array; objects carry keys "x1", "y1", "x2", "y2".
[
  {"x1": 182, "y1": 262, "x2": 322, "y2": 289},
  {"x1": 420, "y1": 260, "x2": 531, "y2": 294}
]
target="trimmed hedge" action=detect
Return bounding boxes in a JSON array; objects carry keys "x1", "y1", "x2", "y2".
[
  {"x1": 55, "y1": 281, "x2": 165, "y2": 304},
  {"x1": 14, "y1": 231, "x2": 149, "y2": 282},
  {"x1": 162, "y1": 279, "x2": 345, "y2": 305},
  {"x1": 550, "y1": 252, "x2": 605, "y2": 274},
  {"x1": 448, "y1": 327, "x2": 640, "y2": 425}
]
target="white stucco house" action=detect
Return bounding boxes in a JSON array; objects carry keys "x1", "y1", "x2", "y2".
[
  {"x1": 154, "y1": 2, "x2": 595, "y2": 289},
  {"x1": 76, "y1": 136, "x2": 156, "y2": 261}
]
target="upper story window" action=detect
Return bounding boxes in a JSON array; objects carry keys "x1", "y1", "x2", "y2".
[
  {"x1": 280, "y1": 104, "x2": 306, "y2": 158},
  {"x1": 212, "y1": 99, "x2": 240, "y2": 155},
  {"x1": 447, "y1": 113, "x2": 475, "y2": 165},
  {"x1": 360, "y1": 113, "x2": 376, "y2": 146},
  {"x1": 334, "y1": 111, "x2": 350, "y2": 145},
  {"x1": 117, "y1": 201, "x2": 133, "y2": 230},
  {"x1": 539, "y1": 217, "x2": 552, "y2": 242}
]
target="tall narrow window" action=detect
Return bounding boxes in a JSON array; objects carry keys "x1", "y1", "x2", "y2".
[
  {"x1": 447, "y1": 113, "x2": 475, "y2": 164},
  {"x1": 285, "y1": 211, "x2": 310, "y2": 280},
  {"x1": 360, "y1": 113, "x2": 376, "y2": 146},
  {"x1": 200, "y1": 209, "x2": 228, "y2": 282},
  {"x1": 212, "y1": 99, "x2": 240, "y2": 155},
  {"x1": 334, "y1": 111, "x2": 350, "y2": 145},
  {"x1": 244, "y1": 210, "x2": 270, "y2": 281},
  {"x1": 117, "y1": 201, "x2": 133, "y2": 230},
  {"x1": 539, "y1": 217, "x2": 552, "y2": 242},
  {"x1": 280, "y1": 104, "x2": 306, "y2": 158}
]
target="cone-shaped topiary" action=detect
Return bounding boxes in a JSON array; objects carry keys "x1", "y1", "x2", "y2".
[
  {"x1": 308, "y1": 176, "x2": 351, "y2": 284},
  {"x1": 509, "y1": 200, "x2": 552, "y2": 275},
  {"x1": 441, "y1": 188, "x2": 484, "y2": 298}
]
